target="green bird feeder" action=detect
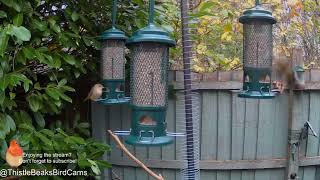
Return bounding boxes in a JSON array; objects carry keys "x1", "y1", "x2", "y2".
[
  {"x1": 97, "y1": 0, "x2": 130, "y2": 105},
  {"x1": 238, "y1": 0, "x2": 277, "y2": 99},
  {"x1": 125, "y1": 0, "x2": 176, "y2": 146}
]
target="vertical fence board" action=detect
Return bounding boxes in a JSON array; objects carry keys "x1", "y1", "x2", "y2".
[
  {"x1": 201, "y1": 91, "x2": 218, "y2": 180},
  {"x1": 271, "y1": 94, "x2": 288, "y2": 180},
  {"x1": 241, "y1": 98, "x2": 259, "y2": 180},
  {"x1": 121, "y1": 105, "x2": 136, "y2": 180},
  {"x1": 294, "y1": 92, "x2": 310, "y2": 180},
  {"x1": 135, "y1": 146, "x2": 149, "y2": 180},
  {"x1": 217, "y1": 91, "x2": 231, "y2": 180},
  {"x1": 109, "y1": 105, "x2": 124, "y2": 179},
  {"x1": 175, "y1": 92, "x2": 184, "y2": 180},
  {"x1": 254, "y1": 99, "x2": 274, "y2": 180},
  {"x1": 91, "y1": 102, "x2": 110, "y2": 179},
  {"x1": 302, "y1": 92, "x2": 320, "y2": 180},
  {"x1": 231, "y1": 92, "x2": 245, "y2": 180},
  {"x1": 161, "y1": 99, "x2": 177, "y2": 180}
]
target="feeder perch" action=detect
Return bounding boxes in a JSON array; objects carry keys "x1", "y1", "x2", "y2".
[
  {"x1": 293, "y1": 65, "x2": 305, "y2": 86},
  {"x1": 238, "y1": 0, "x2": 277, "y2": 99},
  {"x1": 97, "y1": 0, "x2": 130, "y2": 105},
  {"x1": 125, "y1": 0, "x2": 176, "y2": 146}
]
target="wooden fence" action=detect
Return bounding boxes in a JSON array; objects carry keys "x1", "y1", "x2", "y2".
[{"x1": 92, "y1": 70, "x2": 320, "y2": 180}]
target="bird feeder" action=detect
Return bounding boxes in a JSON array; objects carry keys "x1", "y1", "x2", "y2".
[
  {"x1": 238, "y1": 0, "x2": 277, "y2": 99},
  {"x1": 97, "y1": 0, "x2": 130, "y2": 104},
  {"x1": 125, "y1": 0, "x2": 176, "y2": 146}
]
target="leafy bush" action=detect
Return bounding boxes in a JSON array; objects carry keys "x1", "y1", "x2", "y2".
[{"x1": 0, "y1": 0, "x2": 151, "y2": 179}]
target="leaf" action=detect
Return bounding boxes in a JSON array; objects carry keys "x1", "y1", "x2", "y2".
[
  {"x1": 64, "y1": 55, "x2": 76, "y2": 65},
  {"x1": 45, "y1": 88, "x2": 60, "y2": 100},
  {"x1": 18, "y1": 123, "x2": 34, "y2": 131},
  {"x1": 88, "y1": 159, "x2": 101, "y2": 175},
  {"x1": 13, "y1": 14, "x2": 23, "y2": 26},
  {"x1": 0, "y1": 75, "x2": 9, "y2": 91},
  {"x1": 58, "y1": 79, "x2": 67, "y2": 86},
  {"x1": 0, "y1": 11, "x2": 7, "y2": 18},
  {"x1": 8, "y1": 26, "x2": 31, "y2": 41},
  {"x1": 78, "y1": 158, "x2": 91, "y2": 168},
  {"x1": 5, "y1": 115, "x2": 15, "y2": 131},
  {"x1": 0, "y1": 91, "x2": 5, "y2": 104},
  {"x1": 35, "y1": 132, "x2": 53, "y2": 147},
  {"x1": 71, "y1": 12, "x2": 79, "y2": 21},
  {"x1": 0, "y1": 140, "x2": 7, "y2": 159},
  {"x1": 22, "y1": 47, "x2": 35, "y2": 59},
  {"x1": 65, "y1": 136, "x2": 86, "y2": 145},
  {"x1": 39, "y1": 129, "x2": 54, "y2": 137},
  {"x1": 0, "y1": 29, "x2": 9, "y2": 56},
  {"x1": 199, "y1": 1, "x2": 216, "y2": 12},
  {"x1": 61, "y1": 85, "x2": 75, "y2": 92},
  {"x1": 32, "y1": 19, "x2": 47, "y2": 31},
  {"x1": 96, "y1": 160, "x2": 112, "y2": 168},
  {"x1": 223, "y1": 23, "x2": 232, "y2": 33},
  {"x1": 57, "y1": 91, "x2": 72, "y2": 103},
  {"x1": 33, "y1": 112, "x2": 45, "y2": 128},
  {"x1": 77, "y1": 122, "x2": 90, "y2": 129},
  {"x1": 0, "y1": 0, "x2": 21, "y2": 12}
]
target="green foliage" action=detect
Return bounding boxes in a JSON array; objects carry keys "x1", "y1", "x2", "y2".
[{"x1": 0, "y1": 0, "x2": 150, "y2": 179}]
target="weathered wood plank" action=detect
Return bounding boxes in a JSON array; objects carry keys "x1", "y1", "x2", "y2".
[
  {"x1": 254, "y1": 99, "x2": 274, "y2": 180},
  {"x1": 201, "y1": 170, "x2": 217, "y2": 180},
  {"x1": 201, "y1": 91, "x2": 218, "y2": 160},
  {"x1": 201, "y1": 91, "x2": 218, "y2": 180},
  {"x1": 91, "y1": 102, "x2": 110, "y2": 179},
  {"x1": 135, "y1": 146, "x2": 149, "y2": 180},
  {"x1": 175, "y1": 92, "x2": 184, "y2": 180},
  {"x1": 121, "y1": 105, "x2": 136, "y2": 180},
  {"x1": 161, "y1": 99, "x2": 177, "y2": 180},
  {"x1": 302, "y1": 92, "x2": 320, "y2": 180},
  {"x1": 241, "y1": 98, "x2": 258, "y2": 180},
  {"x1": 109, "y1": 105, "x2": 124, "y2": 179},
  {"x1": 271, "y1": 94, "x2": 288, "y2": 180},
  {"x1": 174, "y1": 81, "x2": 320, "y2": 90},
  {"x1": 231, "y1": 92, "x2": 245, "y2": 180},
  {"x1": 110, "y1": 155, "x2": 320, "y2": 170},
  {"x1": 217, "y1": 91, "x2": 232, "y2": 180}
]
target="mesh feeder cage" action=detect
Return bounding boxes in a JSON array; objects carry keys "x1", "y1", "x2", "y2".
[
  {"x1": 125, "y1": 0, "x2": 176, "y2": 146},
  {"x1": 97, "y1": 0, "x2": 130, "y2": 104},
  {"x1": 238, "y1": 0, "x2": 277, "y2": 99}
]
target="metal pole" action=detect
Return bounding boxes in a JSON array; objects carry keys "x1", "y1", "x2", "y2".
[
  {"x1": 181, "y1": 0, "x2": 196, "y2": 179},
  {"x1": 111, "y1": 0, "x2": 117, "y2": 28},
  {"x1": 148, "y1": 0, "x2": 155, "y2": 25}
]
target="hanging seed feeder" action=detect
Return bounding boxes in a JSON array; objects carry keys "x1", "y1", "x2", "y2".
[
  {"x1": 97, "y1": 0, "x2": 130, "y2": 104},
  {"x1": 125, "y1": 0, "x2": 176, "y2": 146},
  {"x1": 238, "y1": 0, "x2": 277, "y2": 99}
]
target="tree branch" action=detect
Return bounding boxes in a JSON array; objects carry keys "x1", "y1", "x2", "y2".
[{"x1": 107, "y1": 130, "x2": 164, "y2": 180}]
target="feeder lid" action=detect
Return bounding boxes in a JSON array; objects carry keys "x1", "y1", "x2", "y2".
[
  {"x1": 126, "y1": 23, "x2": 176, "y2": 46},
  {"x1": 239, "y1": 5, "x2": 276, "y2": 24},
  {"x1": 99, "y1": 27, "x2": 127, "y2": 40},
  {"x1": 293, "y1": 65, "x2": 305, "y2": 72}
]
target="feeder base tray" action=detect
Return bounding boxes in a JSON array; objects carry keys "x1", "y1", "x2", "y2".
[
  {"x1": 96, "y1": 97, "x2": 131, "y2": 105},
  {"x1": 238, "y1": 90, "x2": 277, "y2": 99},
  {"x1": 125, "y1": 135, "x2": 173, "y2": 146}
]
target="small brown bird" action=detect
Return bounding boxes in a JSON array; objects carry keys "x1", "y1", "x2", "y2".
[
  {"x1": 84, "y1": 84, "x2": 104, "y2": 101},
  {"x1": 139, "y1": 116, "x2": 157, "y2": 126}
]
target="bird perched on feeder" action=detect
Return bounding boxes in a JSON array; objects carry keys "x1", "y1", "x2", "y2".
[
  {"x1": 6, "y1": 140, "x2": 23, "y2": 168},
  {"x1": 84, "y1": 84, "x2": 104, "y2": 101},
  {"x1": 273, "y1": 60, "x2": 305, "y2": 93},
  {"x1": 139, "y1": 116, "x2": 157, "y2": 126}
]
